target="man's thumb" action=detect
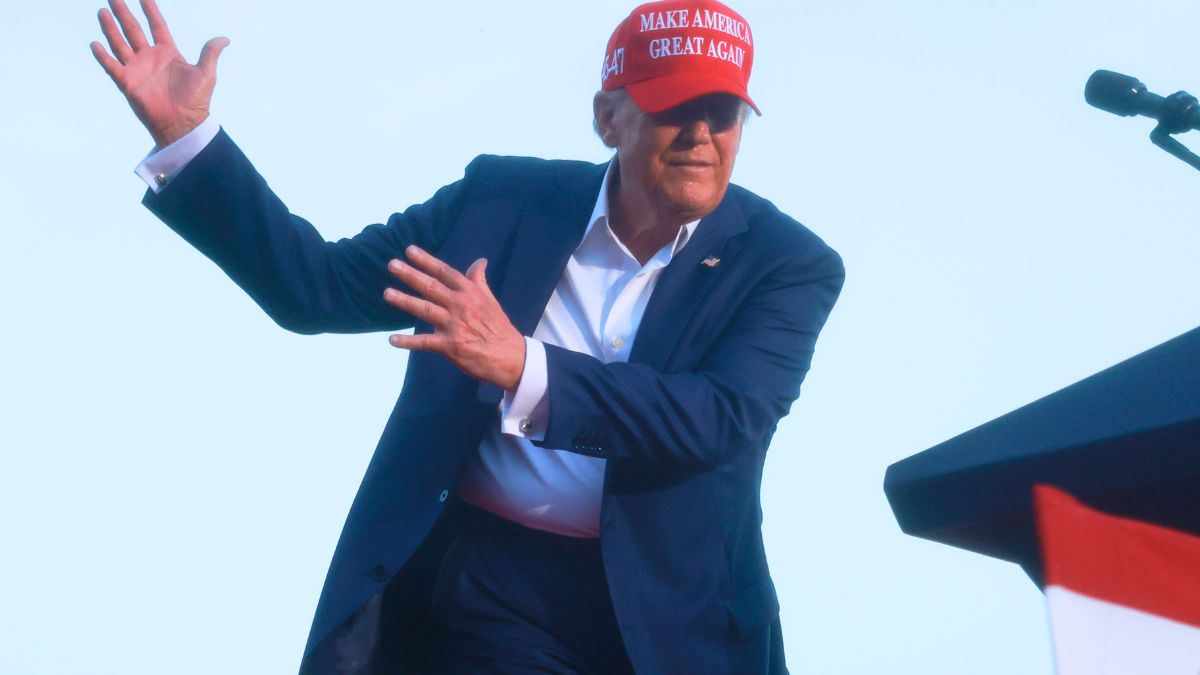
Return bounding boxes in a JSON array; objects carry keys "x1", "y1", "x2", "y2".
[
  {"x1": 468, "y1": 258, "x2": 495, "y2": 295},
  {"x1": 199, "y1": 37, "x2": 231, "y2": 73}
]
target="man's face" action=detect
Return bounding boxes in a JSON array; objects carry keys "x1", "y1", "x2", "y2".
[{"x1": 604, "y1": 93, "x2": 745, "y2": 223}]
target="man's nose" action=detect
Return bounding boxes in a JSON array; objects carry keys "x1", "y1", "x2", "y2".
[{"x1": 677, "y1": 117, "x2": 713, "y2": 145}]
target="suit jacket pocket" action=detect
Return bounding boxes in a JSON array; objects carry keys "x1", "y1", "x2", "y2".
[{"x1": 726, "y1": 575, "x2": 781, "y2": 637}]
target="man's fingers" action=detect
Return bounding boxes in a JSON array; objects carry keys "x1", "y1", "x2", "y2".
[
  {"x1": 140, "y1": 0, "x2": 174, "y2": 46},
  {"x1": 388, "y1": 259, "x2": 452, "y2": 305},
  {"x1": 198, "y1": 37, "x2": 230, "y2": 74},
  {"x1": 405, "y1": 245, "x2": 464, "y2": 290},
  {"x1": 388, "y1": 332, "x2": 443, "y2": 353},
  {"x1": 98, "y1": 9, "x2": 134, "y2": 64},
  {"x1": 90, "y1": 41, "x2": 124, "y2": 81},
  {"x1": 383, "y1": 287, "x2": 450, "y2": 326},
  {"x1": 109, "y1": 0, "x2": 150, "y2": 51}
]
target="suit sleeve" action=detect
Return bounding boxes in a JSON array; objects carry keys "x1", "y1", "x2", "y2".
[
  {"x1": 141, "y1": 129, "x2": 472, "y2": 334},
  {"x1": 540, "y1": 245, "x2": 844, "y2": 471}
]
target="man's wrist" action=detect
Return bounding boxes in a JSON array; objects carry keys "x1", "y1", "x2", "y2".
[
  {"x1": 503, "y1": 335, "x2": 528, "y2": 392},
  {"x1": 135, "y1": 117, "x2": 221, "y2": 192},
  {"x1": 150, "y1": 113, "x2": 210, "y2": 150}
]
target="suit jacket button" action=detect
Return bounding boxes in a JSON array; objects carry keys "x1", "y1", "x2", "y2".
[
  {"x1": 438, "y1": 489, "x2": 449, "y2": 502},
  {"x1": 371, "y1": 564, "x2": 388, "y2": 581}
]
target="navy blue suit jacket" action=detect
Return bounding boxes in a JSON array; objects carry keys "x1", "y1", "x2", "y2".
[{"x1": 144, "y1": 130, "x2": 844, "y2": 674}]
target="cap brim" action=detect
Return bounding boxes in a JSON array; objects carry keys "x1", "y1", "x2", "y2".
[{"x1": 625, "y1": 71, "x2": 761, "y2": 116}]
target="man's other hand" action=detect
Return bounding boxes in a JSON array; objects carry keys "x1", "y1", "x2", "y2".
[
  {"x1": 90, "y1": 0, "x2": 229, "y2": 148},
  {"x1": 385, "y1": 247, "x2": 526, "y2": 392}
]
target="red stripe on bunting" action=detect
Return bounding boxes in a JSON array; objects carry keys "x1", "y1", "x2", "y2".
[{"x1": 1034, "y1": 484, "x2": 1200, "y2": 629}]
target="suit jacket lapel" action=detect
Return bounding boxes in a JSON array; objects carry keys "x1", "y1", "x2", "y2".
[
  {"x1": 629, "y1": 191, "x2": 749, "y2": 371},
  {"x1": 476, "y1": 161, "x2": 607, "y2": 404}
]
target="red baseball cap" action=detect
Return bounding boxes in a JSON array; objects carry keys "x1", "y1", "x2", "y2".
[{"x1": 601, "y1": 0, "x2": 760, "y2": 115}]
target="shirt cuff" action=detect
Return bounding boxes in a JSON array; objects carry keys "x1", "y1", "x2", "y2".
[
  {"x1": 500, "y1": 337, "x2": 548, "y2": 441},
  {"x1": 134, "y1": 117, "x2": 221, "y2": 193}
]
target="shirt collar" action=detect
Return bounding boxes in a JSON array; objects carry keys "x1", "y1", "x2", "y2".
[{"x1": 579, "y1": 159, "x2": 701, "y2": 265}]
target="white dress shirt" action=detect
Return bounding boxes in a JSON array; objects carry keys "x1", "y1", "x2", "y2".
[{"x1": 136, "y1": 119, "x2": 698, "y2": 538}]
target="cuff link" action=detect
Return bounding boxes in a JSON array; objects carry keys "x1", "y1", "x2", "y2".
[
  {"x1": 519, "y1": 418, "x2": 535, "y2": 434},
  {"x1": 154, "y1": 173, "x2": 168, "y2": 187}
]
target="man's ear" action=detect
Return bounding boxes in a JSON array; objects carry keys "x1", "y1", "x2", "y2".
[{"x1": 593, "y1": 93, "x2": 621, "y2": 149}]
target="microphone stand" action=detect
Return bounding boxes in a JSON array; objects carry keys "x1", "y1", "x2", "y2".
[{"x1": 1148, "y1": 91, "x2": 1200, "y2": 172}]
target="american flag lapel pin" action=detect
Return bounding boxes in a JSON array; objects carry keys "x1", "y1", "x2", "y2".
[{"x1": 701, "y1": 256, "x2": 721, "y2": 268}]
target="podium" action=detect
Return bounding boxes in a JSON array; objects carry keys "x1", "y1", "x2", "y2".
[{"x1": 884, "y1": 326, "x2": 1200, "y2": 582}]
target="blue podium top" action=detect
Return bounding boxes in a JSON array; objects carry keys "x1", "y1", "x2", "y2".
[{"x1": 885, "y1": 325, "x2": 1200, "y2": 581}]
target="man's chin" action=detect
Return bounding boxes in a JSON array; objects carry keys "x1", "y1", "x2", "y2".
[{"x1": 660, "y1": 187, "x2": 727, "y2": 220}]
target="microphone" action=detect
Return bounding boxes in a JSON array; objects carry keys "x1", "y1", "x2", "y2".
[{"x1": 1085, "y1": 70, "x2": 1200, "y2": 134}]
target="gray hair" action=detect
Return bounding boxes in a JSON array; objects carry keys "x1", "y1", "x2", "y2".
[{"x1": 593, "y1": 88, "x2": 638, "y2": 147}]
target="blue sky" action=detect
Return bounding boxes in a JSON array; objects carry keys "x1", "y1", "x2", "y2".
[{"x1": 4, "y1": 1, "x2": 1200, "y2": 672}]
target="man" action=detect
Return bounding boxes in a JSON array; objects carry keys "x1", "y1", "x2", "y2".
[{"x1": 92, "y1": 0, "x2": 844, "y2": 672}]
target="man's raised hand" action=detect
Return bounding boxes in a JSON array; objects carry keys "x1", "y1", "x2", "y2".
[
  {"x1": 384, "y1": 247, "x2": 527, "y2": 392},
  {"x1": 90, "y1": 0, "x2": 229, "y2": 148}
]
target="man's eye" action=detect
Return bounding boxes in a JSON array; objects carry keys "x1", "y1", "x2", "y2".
[
  {"x1": 657, "y1": 97, "x2": 741, "y2": 130},
  {"x1": 709, "y1": 110, "x2": 740, "y2": 131}
]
